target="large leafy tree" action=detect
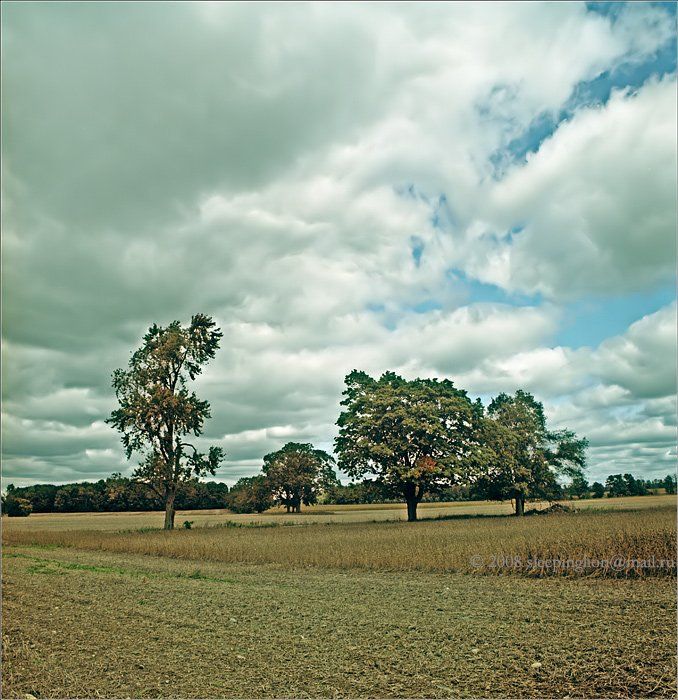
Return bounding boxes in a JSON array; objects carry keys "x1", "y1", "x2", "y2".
[
  {"x1": 262, "y1": 442, "x2": 338, "y2": 513},
  {"x1": 107, "y1": 314, "x2": 224, "y2": 529},
  {"x1": 335, "y1": 371, "x2": 483, "y2": 521},
  {"x1": 476, "y1": 390, "x2": 587, "y2": 515}
]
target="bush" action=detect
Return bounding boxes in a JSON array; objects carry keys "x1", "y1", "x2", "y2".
[{"x1": 4, "y1": 496, "x2": 33, "y2": 517}]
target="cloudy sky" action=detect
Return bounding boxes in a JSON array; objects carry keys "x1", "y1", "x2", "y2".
[{"x1": 2, "y1": 1, "x2": 676, "y2": 488}]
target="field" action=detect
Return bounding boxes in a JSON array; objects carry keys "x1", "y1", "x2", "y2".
[
  {"x1": 4, "y1": 494, "x2": 671, "y2": 532},
  {"x1": 3, "y1": 496, "x2": 677, "y2": 698}
]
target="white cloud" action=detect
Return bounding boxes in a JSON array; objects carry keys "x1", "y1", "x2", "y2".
[
  {"x1": 2, "y1": 2, "x2": 675, "y2": 485},
  {"x1": 592, "y1": 302, "x2": 677, "y2": 398},
  {"x1": 475, "y1": 77, "x2": 677, "y2": 299}
]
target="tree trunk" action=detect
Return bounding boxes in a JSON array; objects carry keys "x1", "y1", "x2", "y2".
[
  {"x1": 404, "y1": 483, "x2": 419, "y2": 522},
  {"x1": 403, "y1": 482, "x2": 426, "y2": 522},
  {"x1": 406, "y1": 498, "x2": 418, "y2": 522},
  {"x1": 290, "y1": 493, "x2": 301, "y2": 513},
  {"x1": 164, "y1": 490, "x2": 176, "y2": 530},
  {"x1": 404, "y1": 483, "x2": 424, "y2": 523},
  {"x1": 514, "y1": 493, "x2": 525, "y2": 516}
]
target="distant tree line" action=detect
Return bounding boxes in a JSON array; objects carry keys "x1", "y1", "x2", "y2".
[
  {"x1": 558, "y1": 472, "x2": 676, "y2": 499},
  {"x1": 3, "y1": 469, "x2": 674, "y2": 518},
  {"x1": 2, "y1": 475, "x2": 229, "y2": 516}
]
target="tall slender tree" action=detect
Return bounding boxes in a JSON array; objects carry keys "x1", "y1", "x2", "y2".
[{"x1": 107, "y1": 314, "x2": 224, "y2": 529}]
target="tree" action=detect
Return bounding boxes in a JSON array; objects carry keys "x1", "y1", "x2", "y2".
[
  {"x1": 107, "y1": 314, "x2": 224, "y2": 530},
  {"x1": 567, "y1": 473, "x2": 590, "y2": 499},
  {"x1": 262, "y1": 442, "x2": 337, "y2": 513},
  {"x1": 623, "y1": 473, "x2": 647, "y2": 496},
  {"x1": 590, "y1": 481, "x2": 605, "y2": 499},
  {"x1": 664, "y1": 474, "x2": 677, "y2": 495},
  {"x1": 227, "y1": 476, "x2": 274, "y2": 514},
  {"x1": 475, "y1": 390, "x2": 587, "y2": 515},
  {"x1": 325, "y1": 479, "x2": 397, "y2": 505},
  {"x1": 605, "y1": 474, "x2": 628, "y2": 497},
  {"x1": 335, "y1": 371, "x2": 482, "y2": 521},
  {"x1": 3, "y1": 495, "x2": 33, "y2": 517},
  {"x1": 53, "y1": 484, "x2": 102, "y2": 512}
]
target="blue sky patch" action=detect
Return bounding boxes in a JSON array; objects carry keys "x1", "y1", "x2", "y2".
[
  {"x1": 490, "y1": 9, "x2": 676, "y2": 175},
  {"x1": 410, "y1": 235, "x2": 425, "y2": 266},
  {"x1": 586, "y1": 2, "x2": 677, "y2": 20},
  {"x1": 410, "y1": 299, "x2": 443, "y2": 314},
  {"x1": 556, "y1": 284, "x2": 676, "y2": 348},
  {"x1": 447, "y1": 268, "x2": 542, "y2": 307}
]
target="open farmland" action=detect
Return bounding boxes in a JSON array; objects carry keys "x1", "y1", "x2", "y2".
[
  {"x1": 4, "y1": 501, "x2": 677, "y2": 578},
  {"x1": 2, "y1": 494, "x2": 672, "y2": 533},
  {"x1": 4, "y1": 2, "x2": 677, "y2": 699},
  {"x1": 3, "y1": 497, "x2": 676, "y2": 698}
]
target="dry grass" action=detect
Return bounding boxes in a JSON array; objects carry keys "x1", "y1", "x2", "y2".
[
  {"x1": 3, "y1": 498, "x2": 676, "y2": 697},
  {"x1": 1, "y1": 500, "x2": 522, "y2": 534},
  {"x1": 3, "y1": 494, "x2": 673, "y2": 533},
  {"x1": 5, "y1": 503, "x2": 675, "y2": 578},
  {"x1": 3, "y1": 546, "x2": 676, "y2": 698}
]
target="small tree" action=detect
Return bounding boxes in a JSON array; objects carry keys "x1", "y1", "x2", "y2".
[
  {"x1": 107, "y1": 314, "x2": 224, "y2": 530},
  {"x1": 664, "y1": 475, "x2": 677, "y2": 495},
  {"x1": 568, "y1": 473, "x2": 590, "y2": 499},
  {"x1": 262, "y1": 442, "x2": 337, "y2": 513},
  {"x1": 227, "y1": 476, "x2": 274, "y2": 514},
  {"x1": 623, "y1": 473, "x2": 647, "y2": 496},
  {"x1": 605, "y1": 474, "x2": 628, "y2": 497},
  {"x1": 590, "y1": 481, "x2": 605, "y2": 498},
  {"x1": 335, "y1": 371, "x2": 482, "y2": 521},
  {"x1": 475, "y1": 390, "x2": 587, "y2": 515}
]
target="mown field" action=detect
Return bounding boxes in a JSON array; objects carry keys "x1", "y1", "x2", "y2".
[{"x1": 3, "y1": 496, "x2": 677, "y2": 698}]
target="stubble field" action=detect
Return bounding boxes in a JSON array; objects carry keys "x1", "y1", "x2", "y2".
[{"x1": 2, "y1": 495, "x2": 677, "y2": 698}]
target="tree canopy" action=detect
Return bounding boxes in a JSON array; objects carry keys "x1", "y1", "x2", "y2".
[
  {"x1": 334, "y1": 370, "x2": 484, "y2": 521},
  {"x1": 107, "y1": 314, "x2": 224, "y2": 529},
  {"x1": 2, "y1": 493, "x2": 32, "y2": 517},
  {"x1": 262, "y1": 442, "x2": 338, "y2": 513},
  {"x1": 227, "y1": 475, "x2": 274, "y2": 514},
  {"x1": 475, "y1": 390, "x2": 588, "y2": 515}
]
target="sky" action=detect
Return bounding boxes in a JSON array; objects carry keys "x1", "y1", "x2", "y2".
[{"x1": 2, "y1": 1, "x2": 676, "y2": 488}]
